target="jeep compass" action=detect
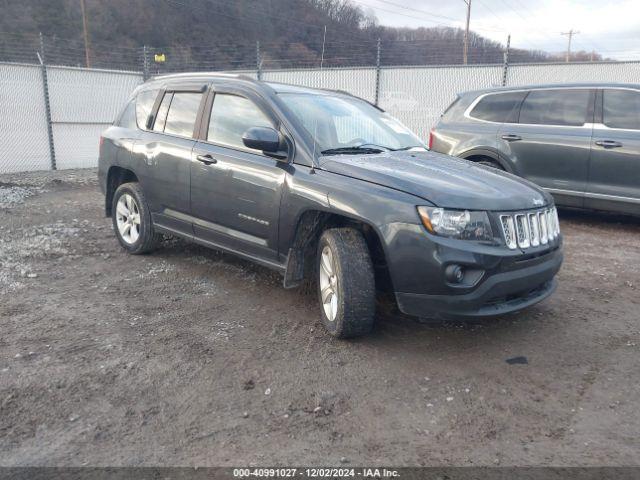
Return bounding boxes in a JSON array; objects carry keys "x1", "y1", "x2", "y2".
[{"x1": 99, "y1": 73, "x2": 563, "y2": 338}]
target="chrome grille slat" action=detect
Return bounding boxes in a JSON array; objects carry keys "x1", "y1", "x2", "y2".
[
  {"x1": 500, "y1": 215, "x2": 517, "y2": 249},
  {"x1": 539, "y1": 211, "x2": 548, "y2": 244},
  {"x1": 500, "y1": 207, "x2": 559, "y2": 250},
  {"x1": 515, "y1": 214, "x2": 530, "y2": 248},
  {"x1": 528, "y1": 213, "x2": 540, "y2": 247}
]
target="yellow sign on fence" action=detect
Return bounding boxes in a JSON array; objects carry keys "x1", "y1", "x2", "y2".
[{"x1": 154, "y1": 53, "x2": 166, "y2": 63}]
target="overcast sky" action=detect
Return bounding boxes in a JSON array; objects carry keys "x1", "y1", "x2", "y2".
[{"x1": 354, "y1": 0, "x2": 640, "y2": 60}]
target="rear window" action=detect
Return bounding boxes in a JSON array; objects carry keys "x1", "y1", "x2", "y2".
[
  {"x1": 153, "y1": 93, "x2": 172, "y2": 133},
  {"x1": 163, "y1": 92, "x2": 203, "y2": 137},
  {"x1": 519, "y1": 89, "x2": 590, "y2": 126},
  {"x1": 135, "y1": 89, "x2": 159, "y2": 129},
  {"x1": 441, "y1": 96, "x2": 460, "y2": 119},
  {"x1": 470, "y1": 91, "x2": 527, "y2": 123},
  {"x1": 603, "y1": 89, "x2": 640, "y2": 130}
]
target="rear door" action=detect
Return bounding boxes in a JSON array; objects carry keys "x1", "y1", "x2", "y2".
[
  {"x1": 133, "y1": 85, "x2": 206, "y2": 235},
  {"x1": 190, "y1": 86, "x2": 288, "y2": 262},
  {"x1": 497, "y1": 88, "x2": 595, "y2": 208},
  {"x1": 585, "y1": 88, "x2": 640, "y2": 214}
]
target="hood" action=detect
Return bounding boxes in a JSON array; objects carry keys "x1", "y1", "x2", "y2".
[{"x1": 318, "y1": 150, "x2": 552, "y2": 211}]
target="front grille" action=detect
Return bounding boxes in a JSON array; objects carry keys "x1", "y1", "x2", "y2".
[{"x1": 500, "y1": 207, "x2": 560, "y2": 250}]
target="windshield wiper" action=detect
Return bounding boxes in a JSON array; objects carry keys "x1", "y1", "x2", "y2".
[
  {"x1": 393, "y1": 145, "x2": 426, "y2": 151},
  {"x1": 320, "y1": 146, "x2": 385, "y2": 155}
]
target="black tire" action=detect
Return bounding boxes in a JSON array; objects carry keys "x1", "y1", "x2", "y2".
[
  {"x1": 477, "y1": 158, "x2": 505, "y2": 170},
  {"x1": 111, "y1": 182, "x2": 160, "y2": 254},
  {"x1": 316, "y1": 228, "x2": 375, "y2": 338}
]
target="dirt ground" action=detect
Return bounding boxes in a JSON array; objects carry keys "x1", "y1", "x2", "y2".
[{"x1": 0, "y1": 169, "x2": 639, "y2": 467}]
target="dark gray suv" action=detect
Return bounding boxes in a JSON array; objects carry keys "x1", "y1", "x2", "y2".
[
  {"x1": 99, "y1": 73, "x2": 563, "y2": 338},
  {"x1": 430, "y1": 83, "x2": 640, "y2": 215}
]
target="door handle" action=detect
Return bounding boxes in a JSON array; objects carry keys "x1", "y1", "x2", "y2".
[
  {"x1": 501, "y1": 134, "x2": 522, "y2": 142},
  {"x1": 196, "y1": 154, "x2": 217, "y2": 165},
  {"x1": 595, "y1": 140, "x2": 623, "y2": 149}
]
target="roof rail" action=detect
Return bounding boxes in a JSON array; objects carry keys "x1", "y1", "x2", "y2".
[{"x1": 151, "y1": 71, "x2": 260, "y2": 83}]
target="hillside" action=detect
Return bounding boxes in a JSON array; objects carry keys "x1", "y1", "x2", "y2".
[{"x1": 0, "y1": 0, "x2": 603, "y2": 70}]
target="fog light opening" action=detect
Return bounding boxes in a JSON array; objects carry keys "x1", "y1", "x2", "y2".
[{"x1": 445, "y1": 264, "x2": 465, "y2": 284}]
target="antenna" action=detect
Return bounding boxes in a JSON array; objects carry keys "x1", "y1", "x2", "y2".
[{"x1": 310, "y1": 25, "x2": 328, "y2": 174}]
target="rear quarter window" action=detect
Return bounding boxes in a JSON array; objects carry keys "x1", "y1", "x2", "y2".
[
  {"x1": 117, "y1": 99, "x2": 137, "y2": 129},
  {"x1": 135, "y1": 89, "x2": 160, "y2": 129},
  {"x1": 469, "y1": 91, "x2": 527, "y2": 123}
]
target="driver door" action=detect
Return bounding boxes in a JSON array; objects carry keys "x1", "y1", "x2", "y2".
[{"x1": 190, "y1": 87, "x2": 287, "y2": 261}]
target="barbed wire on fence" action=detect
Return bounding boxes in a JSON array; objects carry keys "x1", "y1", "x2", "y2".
[{"x1": 0, "y1": 30, "x2": 625, "y2": 76}]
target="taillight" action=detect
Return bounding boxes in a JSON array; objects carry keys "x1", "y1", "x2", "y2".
[{"x1": 428, "y1": 128, "x2": 435, "y2": 150}]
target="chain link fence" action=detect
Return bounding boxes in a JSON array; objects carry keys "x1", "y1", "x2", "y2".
[
  {"x1": 0, "y1": 63, "x2": 52, "y2": 173},
  {"x1": 1, "y1": 33, "x2": 640, "y2": 173}
]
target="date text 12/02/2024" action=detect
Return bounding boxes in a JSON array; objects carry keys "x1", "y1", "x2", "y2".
[{"x1": 233, "y1": 468, "x2": 400, "y2": 478}]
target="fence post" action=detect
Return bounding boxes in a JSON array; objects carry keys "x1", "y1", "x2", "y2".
[
  {"x1": 256, "y1": 41, "x2": 262, "y2": 80},
  {"x1": 502, "y1": 34, "x2": 511, "y2": 87},
  {"x1": 374, "y1": 38, "x2": 381, "y2": 106},
  {"x1": 142, "y1": 45, "x2": 150, "y2": 80},
  {"x1": 38, "y1": 33, "x2": 56, "y2": 171}
]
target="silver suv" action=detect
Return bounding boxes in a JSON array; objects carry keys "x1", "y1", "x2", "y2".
[{"x1": 430, "y1": 83, "x2": 640, "y2": 215}]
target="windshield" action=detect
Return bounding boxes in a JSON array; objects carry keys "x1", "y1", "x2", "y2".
[{"x1": 278, "y1": 93, "x2": 425, "y2": 155}]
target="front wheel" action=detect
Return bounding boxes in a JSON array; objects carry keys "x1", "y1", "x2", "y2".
[{"x1": 317, "y1": 228, "x2": 375, "y2": 338}]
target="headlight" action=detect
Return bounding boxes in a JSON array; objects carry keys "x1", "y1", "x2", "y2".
[{"x1": 417, "y1": 206, "x2": 494, "y2": 241}]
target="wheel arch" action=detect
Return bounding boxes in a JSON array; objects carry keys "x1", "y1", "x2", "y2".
[
  {"x1": 105, "y1": 166, "x2": 139, "y2": 217},
  {"x1": 458, "y1": 148, "x2": 513, "y2": 173},
  {"x1": 283, "y1": 208, "x2": 391, "y2": 291}
]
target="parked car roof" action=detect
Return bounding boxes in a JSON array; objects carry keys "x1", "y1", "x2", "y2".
[{"x1": 461, "y1": 82, "x2": 640, "y2": 96}]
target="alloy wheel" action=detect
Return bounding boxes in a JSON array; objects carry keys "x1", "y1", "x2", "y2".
[
  {"x1": 319, "y1": 245, "x2": 339, "y2": 321},
  {"x1": 115, "y1": 193, "x2": 141, "y2": 244}
]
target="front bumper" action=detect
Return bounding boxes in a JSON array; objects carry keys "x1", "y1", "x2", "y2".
[{"x1": 395, "y1": 247, "x2": 563, "y2": 318}]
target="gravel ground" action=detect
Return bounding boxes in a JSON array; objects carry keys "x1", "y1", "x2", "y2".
[{"x1": 0, "y1": 169, "x2": 639, "y2": 466}]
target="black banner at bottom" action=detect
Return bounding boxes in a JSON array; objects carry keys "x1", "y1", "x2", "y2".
[{"x1": 0, "y1": 467, "x2": 638, "y2": 480}]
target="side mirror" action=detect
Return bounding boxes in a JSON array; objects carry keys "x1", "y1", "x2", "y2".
[{"x1": 242, "y1": 127, "x2": 285, "y2": 158}]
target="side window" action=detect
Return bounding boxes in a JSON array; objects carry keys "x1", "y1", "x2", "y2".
[
  {"x1": 603, "y1": 89, "x2": 640, "y2": 130},
  {"x1": 153, "y1": 93, "x2": 172, "y2": 133},
  {"x1": 207, "y1": 94, "x2": 273, "y2": 150},
  {"x1": 136, "y1": 89, "x2": 159, "y2": 129},
  {"x1": 469, "y1": 91, "x2": 527, "y2": 123},
  {"x1": 519, "y1": 89, "x2": 590, "y2": 126},
  {"x1": 163, "y1": 92, "x2": 203, "y2": 137},
  {"x1": 117, "y1": 99, "x2": 137, "y2": 129}
]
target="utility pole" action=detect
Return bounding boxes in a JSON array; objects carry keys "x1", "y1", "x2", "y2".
[
  {"x1": 256, "y1": 41, "x2": 262, "y2": 80},
  {"x1": 320, "y1": 25, "x2": 327, "y2": 69},
  {"x1": 80, "y1": 0, "x2": 91, "y2": 68},
  {"x1": 560, "y1": 29, "x2": 579, "y2": 63},
  {"x1": 502, "y1": 34, "x2": 511, "y2": 87},
  {"x1": 463, "y1": 0, "x2": 472, "y2": 65}
]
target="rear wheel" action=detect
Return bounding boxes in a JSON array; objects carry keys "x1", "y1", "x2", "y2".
[
  {"x1": 112, "y1": 182, "x2": 160, "y2": 254},
  {"x1": 317, "y1": 228, "x2": 375, "y2": 338},
  {"x1": 476, "y1": 158, "x2": 505, "y2": 170}
]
